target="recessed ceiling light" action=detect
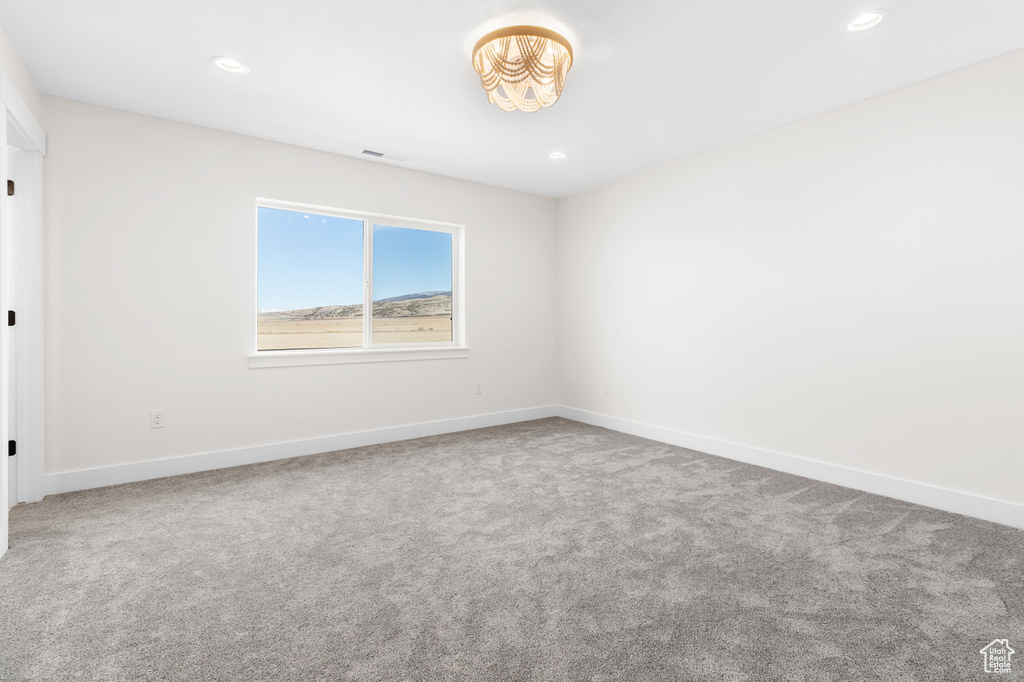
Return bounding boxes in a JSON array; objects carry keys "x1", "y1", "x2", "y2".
[
  {"x1": 211, "y1": 56, "x2": 250, "y2": 74},
  {"x1": 549, "y1": 151, "x2": 568, "y2": 160},
  {"x1": 846, "y1": 10, "x2": 890, "y2": 32}
]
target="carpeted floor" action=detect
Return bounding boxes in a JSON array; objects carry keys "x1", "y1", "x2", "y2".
[{"x1": 1, "y1": 417, "x2": 1021, "y2": 681}]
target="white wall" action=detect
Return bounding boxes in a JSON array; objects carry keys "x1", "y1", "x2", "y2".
[
  {"x1": 43, "y1": 96, "x2": 558, "y2": 474},
  {"x1": 558, "y1": 49, "x2": 1024, "y2": 506}
]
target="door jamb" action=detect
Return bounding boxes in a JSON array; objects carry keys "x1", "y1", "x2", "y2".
[{"x1": 1, "y1": 71, "x2": 46, "y2": 541}]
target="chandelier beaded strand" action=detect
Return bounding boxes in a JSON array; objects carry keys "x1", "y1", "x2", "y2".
[{"x1": 472, "y1": 26, "x2": 573, "y2": 112}]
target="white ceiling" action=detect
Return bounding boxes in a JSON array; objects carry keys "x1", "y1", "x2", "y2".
[{"x1": 2, "y1": 1, "x2": 1024, "y2": 198}]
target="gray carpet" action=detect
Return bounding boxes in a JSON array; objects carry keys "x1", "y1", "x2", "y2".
[{"x1": 1, "y1": 418, "x2": 1021, "y2": 681}]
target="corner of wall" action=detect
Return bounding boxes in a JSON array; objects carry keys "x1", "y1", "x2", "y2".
[{"x1": 0, "y1": 20, "x2": 44, "y2": 126}]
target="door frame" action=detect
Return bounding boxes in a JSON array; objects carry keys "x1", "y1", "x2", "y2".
[{"x1": 1, "y1": 70, "x2": 46, "y2": 559}]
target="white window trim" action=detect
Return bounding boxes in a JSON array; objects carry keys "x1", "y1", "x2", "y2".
[
  {"x1": 250, "y1": 198, "x2": 467, "y2": 368},
  {"x1": 248, "y1": 346, "x2": 470, "y2": 368}
]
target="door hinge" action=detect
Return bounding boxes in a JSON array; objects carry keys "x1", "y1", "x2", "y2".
[
  {"x1": 6, "y1": 180, "x2": 12, "y2": 196},
  {"x1": 7, "y1": 310, "x2": 14, "y2": 327},
  {"x1": 8, "y1": 440, "x2": 15, "y2": 457}
]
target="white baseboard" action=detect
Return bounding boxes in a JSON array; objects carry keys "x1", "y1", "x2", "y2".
[
  {"x1": 40, "y1": 403, "x2": 1024, "y2": 531},
  {"x1": 557, "y1": 406, "x2": 1024, "y2": 530},
  {"x1": 42, "y1": 405, "x2": 559, "y2": 497}
]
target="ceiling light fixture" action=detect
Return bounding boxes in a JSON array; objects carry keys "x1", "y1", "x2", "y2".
[
  {"x1": 211, "y1": 56, "x2": 250, "y2": 74},
  {"x1": 549, "y1": 151, "x2": 567, "y2": 159},
  {"x1": 472, "y1": 25, "x2": 573, "y2": 113},
  {"x1": 846, "y1": 10, "x2": 890, "y2": 32}
]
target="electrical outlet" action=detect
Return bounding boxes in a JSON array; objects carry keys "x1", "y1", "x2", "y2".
[
  {"x1": 150, "y1": 409, "x2": 165, "y2": 429},
  {"x1": 475, "y1": 381, "x2": 483, "y2": 395},
  {"x1": 603, "y1": 382, "x2": 611, "y2": 395}
]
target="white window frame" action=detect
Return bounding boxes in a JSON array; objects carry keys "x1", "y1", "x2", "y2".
[{"x1": 249, "y1": 198, "x2": 467, "y2": 368}]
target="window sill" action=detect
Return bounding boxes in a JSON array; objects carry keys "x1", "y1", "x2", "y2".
[{"x1": 248, "y1": 346, "x2": 470, "y2": 368}]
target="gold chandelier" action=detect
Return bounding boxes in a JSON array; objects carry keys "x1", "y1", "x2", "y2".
[{"x1": 471, "y1": 26, "x2": 573, "y2": 113}]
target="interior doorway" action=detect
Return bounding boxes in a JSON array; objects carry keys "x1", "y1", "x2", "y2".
[
  {"x1": 1, "y1": 101, "x2": 9, "y2": 556},
  {"x1": 1, "y1": 77, "x2": 46, "y2": 559}
]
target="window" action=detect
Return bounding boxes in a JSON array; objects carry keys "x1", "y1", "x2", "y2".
[{"x1": 253, "y1": 199, "x2": 464, "y2": 366}]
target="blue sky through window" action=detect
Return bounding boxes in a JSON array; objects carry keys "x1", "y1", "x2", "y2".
[
  {"x1": 257, "y1": 207, "x2": 363, "y2": 312},
  {"x1": 372, "y1": 225, "x2": 452, "y2": 301}
]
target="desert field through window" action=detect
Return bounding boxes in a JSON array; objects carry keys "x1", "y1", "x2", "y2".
[{"x1": 257, "y1": 296, "x2": 452, "y2": 350}]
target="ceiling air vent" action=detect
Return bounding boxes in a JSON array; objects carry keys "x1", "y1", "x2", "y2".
[{"x1": 361, "y1": 149, "x2": 408, "y2": 162}]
